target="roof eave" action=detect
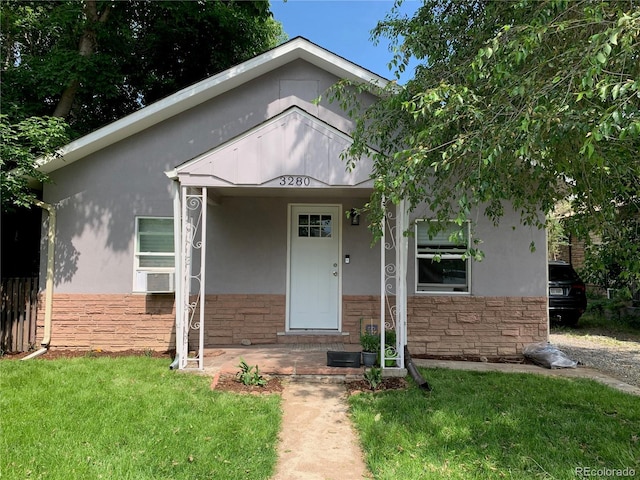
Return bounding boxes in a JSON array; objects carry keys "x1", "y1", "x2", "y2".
[{"x1": 37, "y1": 37, "x2": 389, "y2": 175}]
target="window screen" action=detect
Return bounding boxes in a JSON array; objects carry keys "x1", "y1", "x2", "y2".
[
  {"x1": 135, "y1": 217, "x2": 174, "y2": 268},
  {"x1": 416, "y1": 221, "x2": 469, "y2": 293}
]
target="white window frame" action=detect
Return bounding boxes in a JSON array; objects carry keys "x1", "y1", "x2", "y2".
[
  {"x1": 133, "y1": 216, "x2": 175, "y2": 293},
  {"x1": 415, "y1": 220, "x2": 471, "y2": 294}
]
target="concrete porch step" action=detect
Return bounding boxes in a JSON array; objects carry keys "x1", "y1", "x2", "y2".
[
  {"x1": 276, "y1": 331, "x2": 354, "y2": 345},
  {"x1": 204, "y1": 345, "x2": 365, "y2": 380}
]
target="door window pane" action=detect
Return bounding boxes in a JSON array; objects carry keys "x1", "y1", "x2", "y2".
[{"x1": 297, "y1": 213, "x2": 332, "y2": 238}]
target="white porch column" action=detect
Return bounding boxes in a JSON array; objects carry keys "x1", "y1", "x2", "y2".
[
  {"x1": 380, "y1": 199, "x2": 387, "y2": 367},
  {"x1": 179, "y1": 186, "x2": 207, "y2": 370},
  {"x1": 172, "y1": 181, "x2": 183, "y2": 367},
  {"x1": 395, "y1": 199, "x2": 408, "y2": 369}
]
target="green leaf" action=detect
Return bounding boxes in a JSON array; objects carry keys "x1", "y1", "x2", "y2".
[
  {"x1": 612, "y1": 83, "x2": 621, "y2": 100},
  {"x1": 330, "y1": 0, "x2": 640, "y2": 278}
]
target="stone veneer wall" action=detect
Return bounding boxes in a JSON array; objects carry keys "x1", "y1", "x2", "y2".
[
  {"x1": 39, "y1": 293, "x2": 547, "y2": 355},
  {"x1": 199, "y1": 295, "x2": 369, "y2": 345},
  {"x1": 199, "y1": 294, "x2": 285, "y2": 345},
  {"x1": 37, "y1": 294, "x2": 176, "y2": 351},
  {"x1": 408, "y1": 296, "x2": 548, "y2": 357},
  {"x1": 342, "y1": 295, "x2": 381, "y2": 341}
]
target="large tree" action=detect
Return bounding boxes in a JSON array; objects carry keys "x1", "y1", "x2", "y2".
[
  {"x1": 1, "y1": 0, "x2": 284, "y2": 209},
  {"x1": 2, "y1": 0, "x2": 284, "y2": 135},
  {"x1": 334, "y1": 0, "x2": 639, "y2": 279}
]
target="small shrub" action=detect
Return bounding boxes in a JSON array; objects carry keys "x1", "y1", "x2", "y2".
[
  {"x1": 579, "y1": 294, "x2": 640, "y2": 333},
  {"x1": 364, "y1": 367, "x2": 383, "y2": 391},
  {"x1": 586, "y1": 297, "x2": 607, "y2": 316},
  {"x1": 236, "y1": 358, "x2": 267, "y2": 387},
  {"x1": 623, "y1": 313, "x2": 640, "y2": 330}
]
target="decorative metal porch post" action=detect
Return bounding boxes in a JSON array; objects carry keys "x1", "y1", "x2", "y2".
[
  {"x1": 380, "y1": 198, "x2": 408, "y2": 369},
  {"x1": 179, "y1": 186, "x2": 207, "y2": 370}
]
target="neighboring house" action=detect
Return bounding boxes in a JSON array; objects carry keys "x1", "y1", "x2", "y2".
[
  {"x1": 556, "y1": 234, "x2": 589, "y2": 271},
  {"x1": 35, "y1": 38, "x2": 547, "y2": 369}
]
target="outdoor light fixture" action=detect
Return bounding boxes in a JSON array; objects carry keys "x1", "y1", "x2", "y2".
[{"x1": 350, "y1": 209, "x2": 360, "y2": 226}]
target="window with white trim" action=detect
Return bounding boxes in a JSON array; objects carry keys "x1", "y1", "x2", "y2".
[
  {"x1": 133, "y1": 217, "x2": 175, "y2": 293},
  {"x1": 415, "y1": 220, "x2": 470, "y2": 293}
]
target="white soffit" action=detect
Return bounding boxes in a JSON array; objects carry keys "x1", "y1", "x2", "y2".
[{"x1": 37, "y1": 37, "x2": 389, "y2": 175}]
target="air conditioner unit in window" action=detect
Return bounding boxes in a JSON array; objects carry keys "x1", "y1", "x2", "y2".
[{"x1": 136, "y1": 271, "x2": 175, "y2": 293}]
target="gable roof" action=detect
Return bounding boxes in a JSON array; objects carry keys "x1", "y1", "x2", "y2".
[
  {"x1": 38, "y1": 37, "x2": 390, "y2": 175},
  {"x1": 170, "y1": 106, "x2": 374, "y2": 189}
]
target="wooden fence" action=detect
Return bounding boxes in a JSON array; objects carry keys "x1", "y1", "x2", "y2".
[{"x1": 1, "y1": 277, "x2": 39, "y2": 353}]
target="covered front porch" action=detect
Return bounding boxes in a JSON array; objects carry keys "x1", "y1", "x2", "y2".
[
  {"x1": 170, "y1": 185, "x2": 411, "y2": 373},
  {"x1": 163, "y1": 105, "x2": 412, "y2": 371}
]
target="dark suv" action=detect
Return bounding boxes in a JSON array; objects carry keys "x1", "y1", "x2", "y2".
[{"x1": 548, "y1": 261, "x2": 587, "y2": 326}]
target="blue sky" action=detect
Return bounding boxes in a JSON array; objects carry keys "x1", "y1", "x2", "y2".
[{"x1": 270, "y1": 0, "x2": 421, "y2": 84}]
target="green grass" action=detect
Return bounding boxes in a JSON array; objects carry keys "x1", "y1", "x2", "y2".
[
  {"x1": 572, "y1": 312, "x2": 640, "y2": 337},
  {"x1": 0, "y1": 357, "x2": 281, "y2": 480},
  {"x1": 552, "y1": 312, "x2": 640, "y2": 341},
  {"x1": 350, "y1": 368, "x2": 640, "y2": 479},
  {"x1": 569, "y1": 294, "x2": 640, "y2": 336}
]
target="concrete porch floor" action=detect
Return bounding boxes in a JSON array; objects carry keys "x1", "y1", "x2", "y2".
[{"x1": 201, "y1": 343, "x2": 368, "y2": 381}]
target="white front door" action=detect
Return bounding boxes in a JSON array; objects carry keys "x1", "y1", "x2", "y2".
[{"x1": 288, "y1": 205, "x2": 341, "y2": 330}]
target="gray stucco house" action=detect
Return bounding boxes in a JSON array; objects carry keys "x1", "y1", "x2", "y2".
[{"x1": 36, "y1": 38, "x2": 548, "y2": 370}]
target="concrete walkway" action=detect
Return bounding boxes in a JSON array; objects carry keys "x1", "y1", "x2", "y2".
[
  {"x1": 272, "y1": 382, "x2": 370, "y2": 480},
  {"x1": 205, "y1": 345, "x2": 373, "y2": 478},
  {"x1": 203, "y1": 345, "x2": 639, "y2": 480}
]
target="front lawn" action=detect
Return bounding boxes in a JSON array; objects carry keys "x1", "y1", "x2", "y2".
[
  {"x1": 0, "y1": 357, "x2": 281, "y2": 480},
  {"x1": 351, "y1": 368, "x2": 639, "y2": 479}
]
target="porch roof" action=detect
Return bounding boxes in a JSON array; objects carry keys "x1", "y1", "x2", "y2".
[{"x1": 168, "y1": 107, "x2": 376, "y2": 192}]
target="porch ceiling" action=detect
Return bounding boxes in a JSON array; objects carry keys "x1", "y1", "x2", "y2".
[{"x1": 204, "y1": 185, "x2": 374, "y2": 200}]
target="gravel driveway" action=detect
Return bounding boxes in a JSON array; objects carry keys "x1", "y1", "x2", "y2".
[{"x1": 549, "y1": 331, "x2": 640, "y2": 388}]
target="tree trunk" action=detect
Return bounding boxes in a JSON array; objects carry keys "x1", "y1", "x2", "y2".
[
  {"x1": 3, "y1": 32, "x2": 15, "y2": 70},
  {"x1": 52, "y1": 0, "x2": 110, "y2": 119}
]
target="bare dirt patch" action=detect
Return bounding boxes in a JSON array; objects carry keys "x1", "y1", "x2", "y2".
[
  {"x1": 212, "y1": 374, "x2": 285, "y2": 395},
  {"x1": 2, "y1": 349, "x2": 174, "y2": 360},
  {"x1": 345, "y1": 376, "x2": 410, "y2": 395},
  {"x1": 211, "y1": 375, "x2": 410, "y2": 396}
]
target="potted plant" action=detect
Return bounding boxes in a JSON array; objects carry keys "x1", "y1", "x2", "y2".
[{"x1": 360, "y1": 332, "x2": 380, "y2": 367}]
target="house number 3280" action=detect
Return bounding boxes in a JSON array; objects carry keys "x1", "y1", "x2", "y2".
[{"x1": 279, "y1": 176, "x2": 311, "y2": 186}]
